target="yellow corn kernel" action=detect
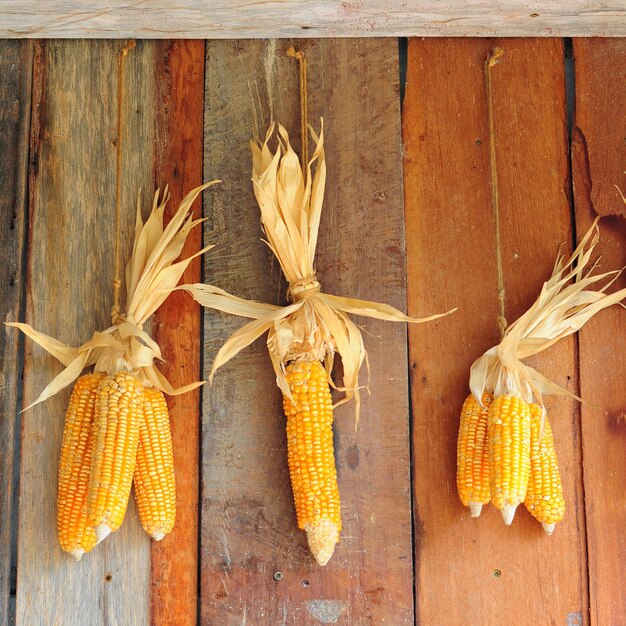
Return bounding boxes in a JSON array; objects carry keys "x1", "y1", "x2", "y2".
[
  {"x1": 283, "y1": 360, "x2": 341, "y2": 566},
  {"x1": 134, "y1": 387, "x2": 176, "y2": 540},
  {"x1": 457, "y1": 392, "x2": 492, "y2": 517},
  {"x1": 57, "y1": 372, "x2": 105, "y2": 560},
  {"x1": 87, "y1": 371, "x2": 143, "y2": 541},
  {"x1": 524, "y1": 404, "x2": 565, "y2": 535},
  {"x1": 488, "y1": 394, "x2": 531, "y2": 525}
]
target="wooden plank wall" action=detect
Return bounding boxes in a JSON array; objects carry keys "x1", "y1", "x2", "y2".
[
  {"x1": 0, "y1": 40, "x2": 31, "y2": 626},
  {"x1": 201, "y1": 38, "x2": 413, "y2": 625},
  {"x1": 572, "y1": 38, "x2": 626, "y2": 626},
  {"x1": 1, "y1": 36, "x2": 625, "y2": 626}
]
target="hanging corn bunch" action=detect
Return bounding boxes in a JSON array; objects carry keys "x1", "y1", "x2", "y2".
[
  {"x1": 9, "y1": 183, "x2": 217, "y2": 558},
  {"x1": 183, "y1": 123, "x2": 450, "y2": 565},
  {"x1": 7, "y1": 35, "x2": 217, "y2": 561},
  {"x1": 180, "y1": 49, "x2": 454, "y2": 566},
  {"x1": 457, "y1": 220, "x2": 626, "y2": 531}
]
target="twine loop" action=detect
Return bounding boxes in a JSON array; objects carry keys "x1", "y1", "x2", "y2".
[
  {"x1": 497, "y1": 314, "x2": 508, "y2": 338},
  {"x1": 110, "y1": 306, "x2": 143, "y2": 330},
  {"x1": 111, "y1": 40, "x2": 135, "y2": 329},
  {"x1": 485, "y1": 47, "x2": 508, "y2": 340},
  {"x1": 288, "y1": 274, "x2": 321, "y2": 302},
  {"x1": 287, "y1": 46, "x2": 309, "y2": 177}
]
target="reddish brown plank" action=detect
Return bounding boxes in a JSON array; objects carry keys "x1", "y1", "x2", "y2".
[
  {"x1": 405, "y1": 38, "x2": 588, "y2": 625},
  {"x1": 201, "y1": 39, "x2": 413, "y2": 624},
  {"x1": 0, "y1": 40, "x2": 31, "y2": 626},
  {"x1": 572, "y1": 38, "x2": 626, "y2": 626},
  {"x1": 151, "y1": 40, "x2": 205, "y2": 626}
]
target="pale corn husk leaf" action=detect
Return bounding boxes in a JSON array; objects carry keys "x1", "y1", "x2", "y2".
[
  {"x1": 130, "y1": 245, "x2": 212, "y2": 324},
  {"x1": 6, "y1": 323, "x2": 80, "y2": 366},
  {"x1": 208, "y1": 303, "x2": 304, "y2": 386},
  {"x1": 22, "y1": 352, "x2": 91, "y2": 411},
  {"x1": 126, "y1": 182, "x2": 217, "y2": 325},
  {"x1": 188, "y1": 122, "x2": 454, "y2": 419},
  {"x1": 6, "y1": 182, "x2": 219, "y2": 409},
  {"x1": 324, "y1": 293, "x2": 454, "y2": 324},
  {"x1": 177, "y1": 283, "x2": 282, "y2": 319},
  {"x1": 470, "y1": 217, "x2": 626, "y2": 408},
  {"x1": 140, "y1": 365, "x2": 204, "y2": 396}
]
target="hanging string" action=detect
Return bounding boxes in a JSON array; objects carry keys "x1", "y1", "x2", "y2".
[
  {"x1": 485, "y1": 47, "x2": 507, "y2": 340},
  {"x1": 112, "y1": 39, "x2": 136, "y2": 325},
  {"x1": 286, "y1": 46, "x2": 309, "y2": 179}
]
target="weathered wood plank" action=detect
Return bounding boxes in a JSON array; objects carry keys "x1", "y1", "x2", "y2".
[
  {"x1": 0, "y1": 40, "x2": 32, "y2": 626},
  {"x1": 16, "y1": 40, "x2": 154, "y2": 626},
  {"x1": 404, "y1": 38, "x2": 588, "y2": 625},
  {"x1": 572, "y1": 38, "x2": 626, "y2": 626},
  {"x1": 202, "y1": 39, "x2": 413, "y2": 624},
  {"x1": 150, "y1": 40, "x2": 205, "y2": 626},
  {"x1": 1, "y1": 2, "x2": 626, "y2": 38}
]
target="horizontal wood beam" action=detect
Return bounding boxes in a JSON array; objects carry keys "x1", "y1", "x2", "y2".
[{"x1": 1, "y1": 1, "x2": 625, "y2": 38}]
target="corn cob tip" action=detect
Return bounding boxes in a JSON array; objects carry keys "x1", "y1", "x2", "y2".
[
  {"x1": 305, "y1": 519, "x2": 339, "y2": 566},
  {"x1": 151, "y1": 530, "x2": 166, "y2": 541},
  {"x1": 542, "y1": 522, "x2": 556, "y2": 536},
  {"x1": 70, "y1": 548, "x2": 85, "y2": 561},
  {"x1": 96, "y1": 524, "x2": 112, "y2": 544},
  {"x1": 468, "y1": 502, "x2": 483, "y2": 518},
  {"x1": 501, "y1": 504, "x2": 517, "y2": 526}
]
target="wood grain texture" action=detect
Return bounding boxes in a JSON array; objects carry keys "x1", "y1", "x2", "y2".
[
  {"x1": 150, "y1": 40, "x2": 205, "y2": 626},
  {"x1": 2, "y1": 2, "x2": 626, "y2": 38},
  {"x1": 201, "y1": 39, "x2": 413, "y2": 625},
  {"x1": 404, "y1": 38, "x2": 588, "y2": 626},
  {"x1": 0, "y1": 40, "x2": 32, "y2": 626},
  {"x1": 16, "y1": 40, "x2": 154, "y2": 626},
  {"x1": 572, "y1": 38, "x2": 626, "y2": 626}
]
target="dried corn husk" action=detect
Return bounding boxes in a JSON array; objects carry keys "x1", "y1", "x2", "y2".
[
  {"x1": 181, "y1": 122, "x2": 454, "y2": 417},
  {"x1": 470, "y1": 218, "x2": 626, "y2": 410},
  {"x1": 8, "y1": 182, "x2": 219, "y2": 409}
]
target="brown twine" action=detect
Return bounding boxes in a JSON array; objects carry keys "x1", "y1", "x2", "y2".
[
  {"x1": 485, "y1": 47, "x2": 507, "y2": 340},
  {"x1": 286, "y1": 46, "x2": 309, "y2": 179},
  {"x1": 285, "y1": 47, "x2": 318, "y2": 304},
  {"x1": 288, "y1": 275, "x2": 321, "y2": 302},
  {"x1": 112, "y1": 40, "x2": 136, "y2": 325}
]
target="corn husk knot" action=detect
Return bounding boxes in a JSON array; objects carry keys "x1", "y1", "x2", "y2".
[
  {"x1": 180, "y1": 121, "x2": 455, "y2": 419},
  {"x1": 7, "y1": 182, "x2": 219, "y2": 410},
  {"x1": 469, "y1": 218, "x2": 626, "y2": 411},
  {"x1": 288, "y1": 274, "x2": 321, "y2": 302}
]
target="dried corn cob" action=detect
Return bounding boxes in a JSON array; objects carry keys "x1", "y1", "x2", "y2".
[
  {"x1": 134, "y1": 387, "x2": 176, "y2": 540},
  {"x1": 488, "y1": 394, "x2": 531, "y2": 525},
  {"x1": 524, "y1": 404, "x2": 565, "y2": 535},
  {"x1": 284, "y1": 360, "x2": 341, "y2": 566},
  {"x1": 457, "y1": 392, "x2": 492, "y2": 517},
  {"x1": 87, "y1": 371, "x2": 143, "y2": 541},
  {"x1": 57, "y1": 372, "x2": 105, "y2": 560}
]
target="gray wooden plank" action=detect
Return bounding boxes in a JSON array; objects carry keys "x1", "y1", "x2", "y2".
[
  {"x1": 0, "y1": 40, "x2": 32, "y2": 626},
  {"x1": 202, "y1": 39, "x2": 413, "y2": 625},
  {"x1": 16, "y1": 40, "x2": 154, "y2": 626},
  {"x1": 1, "y1": 1, "x2": 625, "y2": 38}
]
